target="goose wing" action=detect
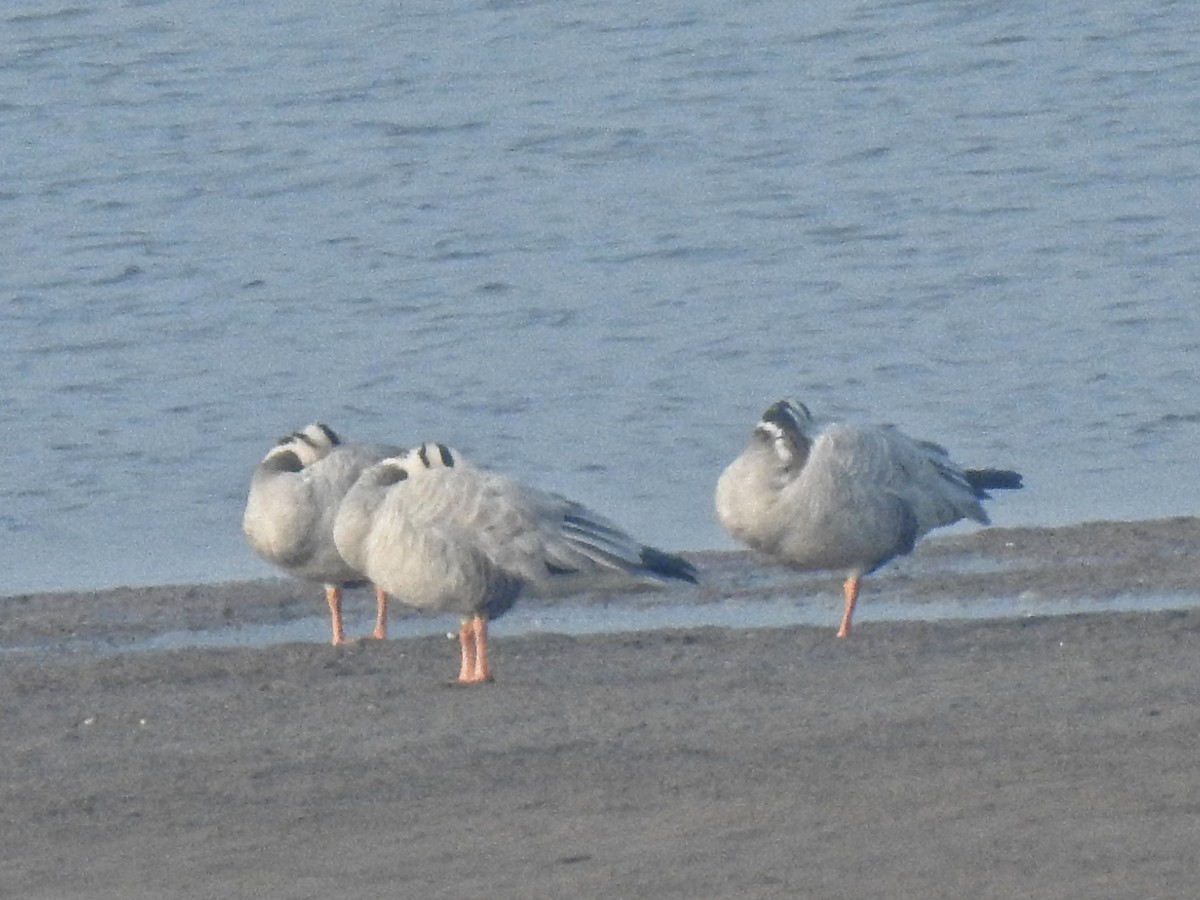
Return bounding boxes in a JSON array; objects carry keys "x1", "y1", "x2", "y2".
[{"x1": 398, "y1": 444, "x2": 696, "y2": 589}]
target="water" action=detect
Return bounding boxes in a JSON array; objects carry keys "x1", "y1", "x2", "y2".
[
  {"x1": 9, "y1": 591, "x2": 1200, "y2": 659},
  {"x1": 3, "y1": 0, "x2": 1199, "y2": 596}
]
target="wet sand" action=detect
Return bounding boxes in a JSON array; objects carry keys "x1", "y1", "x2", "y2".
[{"x1": 3, "y1": 518, "x2": 1199, "y2": 899}]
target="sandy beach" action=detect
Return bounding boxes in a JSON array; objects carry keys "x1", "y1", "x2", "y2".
[{"x1": 3, "y1": 518, "x2": 1199, "y2": 899}]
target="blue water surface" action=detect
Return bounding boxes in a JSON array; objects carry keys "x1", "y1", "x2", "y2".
[{"x1": 2, "y1": 0, "x2": 1198, "y2": 593}]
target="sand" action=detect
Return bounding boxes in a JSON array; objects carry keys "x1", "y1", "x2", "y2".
[{"x1": 3, "y1": 518, "x2": 1199, "y2": 899}]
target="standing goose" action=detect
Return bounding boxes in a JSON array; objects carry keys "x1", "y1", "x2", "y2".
[
  {"x1": 243, "y1": 423, "x2": 403, "y2": 644},
  {"x1": 334, "y1": 442, "x2": 698, "y2": 683},
  {"x1": 716, "y1": 400, "x2": 1022, "y2": 637}
]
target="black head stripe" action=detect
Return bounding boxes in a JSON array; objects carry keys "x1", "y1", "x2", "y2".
[
  {"x1": 415, "y1": 442, "x2": 454, "y2": 469},
  {"x1": 315, "y1": 423, "x2": 341, "y2": 446},
  {"x1": 761, "y1": 399, "x2": 808, "y2": 432},
  {"x1": 756, "y1": 400, "x2": 811, "y2": 471}
]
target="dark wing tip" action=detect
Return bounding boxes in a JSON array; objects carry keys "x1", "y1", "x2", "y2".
[
  {"x1": 639, "y1": 547, "x2": 699, "y2": 584},
  {"x1": 964, "y1": 468, "x2": 1024, "y2": 492}
]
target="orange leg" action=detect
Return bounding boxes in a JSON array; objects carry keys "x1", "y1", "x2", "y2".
[
  {"x1": 471, "y1": 615, "x2": 491, "y2": 683},
  {"x1": 457, "y1": 618, "x2": 477, "y2": 683},
  {"x1": 837, "y1": 575, "x2": 861, "y2": 638},
  {"x1": 456, "y1": 615, "x2": 492, "y2": 684},
  {"x1": 325, "y1": 585, "x2": 346, "y2": 645},
  {"x1": 370, "y1": 585, "x2": 388, "y2": 640}
]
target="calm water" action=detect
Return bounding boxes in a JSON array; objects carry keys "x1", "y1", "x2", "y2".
[{"x1": 2, "y1": 0, "x2": 1199, "y2": 595}]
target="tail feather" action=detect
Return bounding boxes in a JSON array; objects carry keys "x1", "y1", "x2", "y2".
[
  {"x1": 560, "y1": 510, "x2": 698, "y2": 585},
  {"x1": 964, "y1": 468, "x2": 1024, "y2": 494},
  {"x1": 638, "y1": 546, "x2": 699, "y2": 585}
]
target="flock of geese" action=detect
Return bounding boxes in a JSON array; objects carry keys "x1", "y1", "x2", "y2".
[{"x1": 243, "y1": 399, "x2": 1022, "y2": 683}]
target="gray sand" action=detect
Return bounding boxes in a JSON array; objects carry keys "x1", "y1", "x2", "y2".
[{"x1": 2, "y1": 518, "x2": 1199, "y2": 899}]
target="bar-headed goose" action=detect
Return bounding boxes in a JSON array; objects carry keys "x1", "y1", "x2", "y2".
[
  {"x1": 335, "y1": 442, "x2": 698, "y2": 683},
  {"x1": 716, "y1": 400, "x2": 1022, "y2": 636},
  {"x1": 243, "y1": 423, "x2": 402, "y2": 644}
]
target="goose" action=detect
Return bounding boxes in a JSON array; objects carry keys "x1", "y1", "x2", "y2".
[
  {"x1": 716, "y1": 400, "x2": 1022, "y2": 637},
  {"x1": 242, "y1": 423, "x2": 403, "y2": 644},
  {"x1": 334, "y1": 442, "x2": 698, "y2": 683}
]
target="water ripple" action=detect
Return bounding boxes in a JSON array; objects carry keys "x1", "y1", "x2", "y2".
[{"x1": 2, "y1": 0, "x2": 1199, "y2": 593}]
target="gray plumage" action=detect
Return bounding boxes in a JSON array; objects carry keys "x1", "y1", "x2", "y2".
[
  {"x1": 715, "y1": 400, "x2": 1022, "y2": 636},
  {"x1": 335, "y1": 442, "x2": 697, "y2": 682},
  {"x1": 242, "y1": 423, "x2": 403, "y2": 644}
]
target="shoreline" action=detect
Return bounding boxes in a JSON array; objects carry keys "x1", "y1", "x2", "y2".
[{"x1": 4, "y1": 516, "x2": 1199, "y2": 654}]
